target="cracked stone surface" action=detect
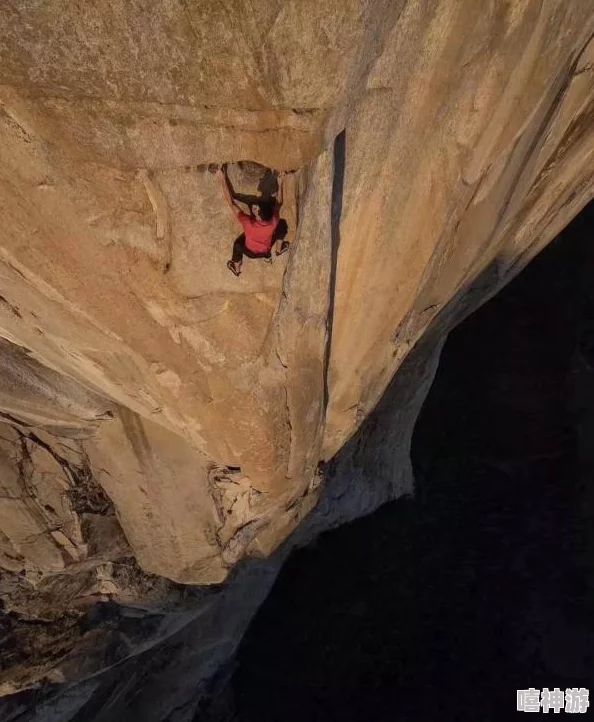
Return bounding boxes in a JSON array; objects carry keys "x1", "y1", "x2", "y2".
[{"x1": 2, "y1": 0, "x2": 594, "y2": 717}]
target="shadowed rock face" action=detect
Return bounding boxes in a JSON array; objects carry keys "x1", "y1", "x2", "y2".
[
  {"x1": 2, "y1": 0, "x2": 594, "y2": 715},
  {"x1": 223, "y1": 199, "x2": 594, "y2": 722}
]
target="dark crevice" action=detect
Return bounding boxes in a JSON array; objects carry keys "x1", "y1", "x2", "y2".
[{"x1": 323, "y1": 130, "x2": 346, "y2": 413}]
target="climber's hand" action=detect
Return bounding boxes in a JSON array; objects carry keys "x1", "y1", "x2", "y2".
[{"x1": 215, "y1": 168, "x2": 224, "y2": 180}]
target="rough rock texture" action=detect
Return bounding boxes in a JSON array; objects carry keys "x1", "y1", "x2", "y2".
[{"x1": 2, "y1": 0, "x2": 594, "y2": 716}]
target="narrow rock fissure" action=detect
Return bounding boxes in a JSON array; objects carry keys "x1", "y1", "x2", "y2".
[{"x1": 323, "y1": 130, "x2": 346, "y2": 414}]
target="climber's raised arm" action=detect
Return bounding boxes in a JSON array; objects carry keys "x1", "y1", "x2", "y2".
[{"x1": 217, "y1": 167, "x2": 245, "y2": 218}]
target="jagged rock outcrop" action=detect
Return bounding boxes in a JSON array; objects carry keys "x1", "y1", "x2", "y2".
[{"x1": 2, "y1": 0, "x2": 594, "y2": 715}]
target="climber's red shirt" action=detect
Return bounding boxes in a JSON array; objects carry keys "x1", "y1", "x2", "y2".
[{"x1": 238, "y1": 210, "x2": 279, "y2": 254}]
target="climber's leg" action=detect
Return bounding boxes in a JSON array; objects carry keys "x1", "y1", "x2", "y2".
[
  {"x1": 227, "y1": 260, "x2": 240, "y2": 276},
  {"x1": 231, "y1": 234, "x2": 246, "y2": 263},
  {"x1": 228, "y1": 234, "x2": 246, "y2": 276},
  {"x1": 228, "y1": 233, "x2": 273, "y2": 274},
  {"x1": 273, "y1": 218, "x2": 290, "y2": 256}
]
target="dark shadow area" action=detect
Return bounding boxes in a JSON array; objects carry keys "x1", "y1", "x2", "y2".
[
  {"x1": 225, "y1": 163, "x2": 279, "y2": 207},
  {"x1": 257, "y1": 168, "x2": 279, "y2": 198},
  {"x1": 274, "y1": 218, "x2": 288, "y2": 242},
  {"x1": 223, "y1": 200, "x2": 594, "y2": 721}
]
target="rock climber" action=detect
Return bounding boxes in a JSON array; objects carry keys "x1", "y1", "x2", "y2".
[{"x1": 217, "y1": 165, "x2": 289, "y2": 277}]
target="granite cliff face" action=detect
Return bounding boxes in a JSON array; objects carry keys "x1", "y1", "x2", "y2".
[{"x1": 2, "y1": 0, "x2": 594, "y2": 717}]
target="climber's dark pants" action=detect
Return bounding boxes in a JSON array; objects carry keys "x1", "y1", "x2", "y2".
[
  {"x1": 231, "y1": 219, "x2": 289, "y2": 264},
  {"x1": 231, "y1": 235, "x2": 271, "y2": 263}
]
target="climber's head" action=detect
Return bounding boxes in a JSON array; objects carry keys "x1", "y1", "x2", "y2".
[{"x1": 253, "y1": 200, "x2": 275, "y2": 222}]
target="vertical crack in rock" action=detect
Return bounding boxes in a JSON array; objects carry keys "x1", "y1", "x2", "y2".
[
  {"x1": 273, "y1": 345, "x2": 293, "y2": 475},
  {"x1": 323, "y1": 130, "x2": 346, "y2": 415},
  {"x1": 283, "y1": 381, "x2": 293, "y2": 480}
]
